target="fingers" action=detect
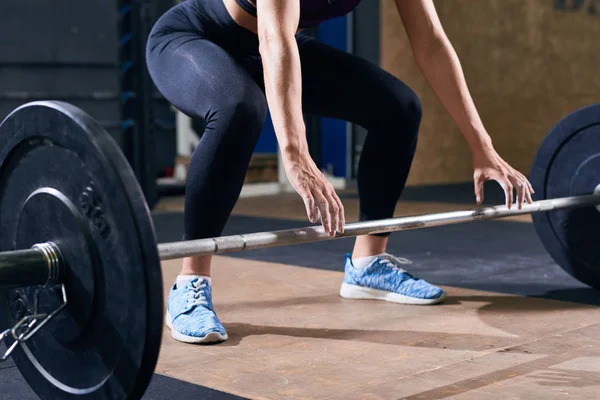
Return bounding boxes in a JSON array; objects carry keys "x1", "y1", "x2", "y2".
[
  {"x1": 332, "y1": 191, "x2": 345, "y2": 234},
  {"x1": 512, "y1": 170, "x2": 534, "y2": 204},
  {"x1": 299, "y1": 186, "x2": 320, "y2": 223},
  {"x1": 516, "y1": 180, "x2": 524, "y2": 210},
  {"x1": 508, "y1": 172, "x2": 534, "y2": 207},
  {"x1": 478, "y1": 171, "x2": 535, "y2": 210},
  {"x1": 322, "y1": 186, "x2": 345, "y2": 236},
  {"x1": 291, "y1": 165, "x2": 343, "y2": 236},
  {"x1": 517, "y1": 176, "x2": 534, "y2": 205},
  {"x1": 527, "y1": 179, "x2": 535, "y2": 196},
  {"x1": 324, "y1": 191, "x2": 341, "y2": 237},
  {"x1": 313, "y1": 190, "x2": 334, "y2": 236},
  {"x1": 474, "y1": 174, "x2": 484, "y2": 205},
  {"x1": 498, "y1": 158, "x2": 535, "y2": 203},
  {"x1": 475, "y1": 157, "x2": 535, "y2": 210},
  {"x1": 317, "y1": 186, "x2": 345, "y2": 237},
  {"x1": 304, "y1": 196, "x2": 319, "y2": 223},
  {"x1": 500, "y1": 177, "x2": 514, "y2": 209},
  {"x1": 312, "y1": 185, "x2": 343, "y2": 237},
  {"x1": 525, "y1": 183, "x2": 534, "y2": 203},
  {"x1": 521, "y1": 175, "x2": 535, "y2": 202},
  {"x1": 505, "y1": 174, "x2": 523, "y2": 210}
]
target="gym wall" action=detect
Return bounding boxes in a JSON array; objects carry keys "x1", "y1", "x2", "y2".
[
  {"x1": 380, "y1": 0, "x2": 600, "y2": 186},
  {"x1": 0, "y1": 0, "x2": 121, "y2": 140}
]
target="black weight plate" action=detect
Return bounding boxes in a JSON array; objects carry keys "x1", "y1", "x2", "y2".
[
  {"x1": 530, "y1": 104, "x2": 600, "y2": 289},
  {"x1": 0, "y1": 101, "x2": 163, "y2": 399}
]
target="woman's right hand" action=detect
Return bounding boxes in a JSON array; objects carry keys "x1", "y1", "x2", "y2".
[{"x1": 282, "y1": 152, "x2": 345, "y2": 237}]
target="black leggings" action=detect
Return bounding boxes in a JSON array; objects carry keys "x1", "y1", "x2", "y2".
[{"x1": 146, "y1": 0, "x2": 422, "y2": 241}]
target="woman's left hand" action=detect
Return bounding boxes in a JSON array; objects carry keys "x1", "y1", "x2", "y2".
[{"x1": 472, "y1": 147, "x2": 535, "y2": 209}]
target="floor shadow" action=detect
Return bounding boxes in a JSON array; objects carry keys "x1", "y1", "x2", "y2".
[
  {"x1": 216, "y1": 293, "x2": 600, "y2": 352},
  {"x1": 538, "y1": 287, "x2": 600, "y2": 305},
  {"x1": 215, "y1": 291, "x2": 594, "y2": 318},
  {"x1": 215, "y1": 293, "x2": 461, "y2": 314},
  {"x1": 450, "y1": 294, "x2": 599, "y2": 313},
  {"x1": 219, "y1": 321, "x2": 518, "y2": 351},
  {"x1": 457, "y1": 283, "x2": 600, "y2": 306}
]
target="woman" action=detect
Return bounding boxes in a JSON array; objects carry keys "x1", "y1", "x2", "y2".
[{"x1": 146, "y1": 0, "x2": 534, "y2": 344}]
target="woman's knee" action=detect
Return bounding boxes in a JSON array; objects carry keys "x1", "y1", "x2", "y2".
[
  {"x1": 207, "y1": 87, "x2": 267, "y2": 141},
  {"x1": 229, "y1": 87, "x2": 267, "y2": 131},
  {"x1": 382, "y1": 81, "x2": 423, "y2": 131}
]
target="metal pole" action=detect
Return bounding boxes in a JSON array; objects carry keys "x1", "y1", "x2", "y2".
[{"x1": 157, "y1": 194, "x2": 600, "y2": 260}]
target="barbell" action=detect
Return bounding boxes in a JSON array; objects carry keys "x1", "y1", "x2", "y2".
[{"x1": 0, "y1": 100, "x2": 598, "y2": 399}]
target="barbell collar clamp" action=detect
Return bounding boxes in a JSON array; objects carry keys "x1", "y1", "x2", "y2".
[
  {"x1": 32, "y1": 242, "x2": 63, "y2": 286},
  {"x1": 0, "y1": 242, "x2": 63, "y2": 288}
]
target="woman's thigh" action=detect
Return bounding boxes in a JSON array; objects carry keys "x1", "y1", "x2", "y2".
[
  {"x1": 297, "y1": 34, "x2": 422, "y2": 133},
  {"x1": 146, "y1": 32, "x2": 266, "y2": 125}
]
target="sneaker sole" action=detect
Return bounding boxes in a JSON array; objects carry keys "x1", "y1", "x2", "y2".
[
  {"x1": 165, "y1": 310, "x2": 228, "y2": 344},
  {"x1": 339, "y1": 283, "x2": 446, "y2": 305}
]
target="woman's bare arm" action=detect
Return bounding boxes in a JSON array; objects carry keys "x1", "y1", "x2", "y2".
[
  {"x1": 257, "y1": 0, "x2": 345, "y2": 234},
  {"x1": 395, "y1": 0, "x2": 534, "y2": 207}
]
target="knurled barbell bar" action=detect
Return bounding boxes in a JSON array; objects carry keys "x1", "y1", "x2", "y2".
[{"x1": 0, "y1": 101, "x2": 598, "y2": 400}]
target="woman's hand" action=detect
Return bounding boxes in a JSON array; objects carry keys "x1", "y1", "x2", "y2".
[
  {"x1": 282, "y1": 152, "x2": 345, "y2": 236},
  {"x1": 472, "y1": 147, "x2": 535, "y2": 209}
]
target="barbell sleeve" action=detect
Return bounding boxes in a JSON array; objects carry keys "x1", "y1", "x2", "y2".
[
  {"x1": 157, "y1": 193, "x2": 600, "y2": 260},
  {"x1": 0, "y1": 243, "x2": 62, "y2": 288}
]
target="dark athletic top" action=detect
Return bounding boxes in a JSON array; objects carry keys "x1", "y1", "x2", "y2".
[{"x1": 235, "y1": 0, "x2": 362, "y2": 28}]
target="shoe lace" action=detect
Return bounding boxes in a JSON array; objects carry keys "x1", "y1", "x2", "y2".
[
  {"x1": 379, "y1": 254, "x2": 415, "y2": 277},
  {"x1": 187, "y1": 279, "x2": 208, "y2": 307}
]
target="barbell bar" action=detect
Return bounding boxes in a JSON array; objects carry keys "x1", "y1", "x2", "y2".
[
  {"x1": 3, "y1": 192, "x2": 599, "y2": 289},
  {"x1": 156, "y1": 193, "x2": 600, "y2": 259},
  {"x1": 0, "y1": 100, "x2": 598, "y2": 400}
]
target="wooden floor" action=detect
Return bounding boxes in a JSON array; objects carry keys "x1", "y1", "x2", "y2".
[
  {"x1": 152, "y1": 193, "x2": 600, "y2": 400},
  {"x1": 156, "y1": 258, "x2": 600, "y2": 400}
]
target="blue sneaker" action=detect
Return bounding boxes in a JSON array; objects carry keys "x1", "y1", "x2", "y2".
[
  {"x1": 165, "y1": 277, "x2": 228, "y2": 344},
  {"x1": 340, "y1": 253, "x2": 446, "y2": 305}
]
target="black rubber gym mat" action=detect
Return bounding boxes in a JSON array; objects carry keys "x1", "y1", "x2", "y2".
[
  {"x1": 341, "y1": 182, "x2": 508, "y2": 205},
  {"x1": 0, "y1": 354, "x2": 247, "y2": 400}
]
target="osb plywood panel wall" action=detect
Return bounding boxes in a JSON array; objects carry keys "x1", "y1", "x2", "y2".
[{"x1": 380, "y1": 0, "x2": 600, "y2": 186}]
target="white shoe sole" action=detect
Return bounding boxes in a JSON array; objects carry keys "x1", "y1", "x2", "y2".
[
  {"x1": 165, "y1": 310, "x2": 228, "y2": 344},
  {"x1": 339, "y1": 283, "x2": 446, "y2": 305}
]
